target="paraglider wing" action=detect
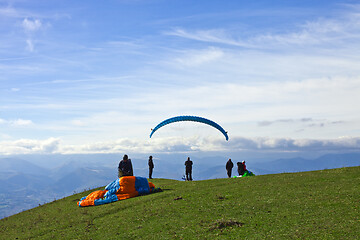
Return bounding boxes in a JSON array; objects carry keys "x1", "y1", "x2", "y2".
[
  {"x1": 78, "y1": 176, "x2": 156, "y2": 207},
  {"x1": 149, "y1": 116, "x2": 229, "y2": 141}
]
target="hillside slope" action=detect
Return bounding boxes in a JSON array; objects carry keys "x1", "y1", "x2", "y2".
[{"x1": 0, "y1": 167, "x2": 359, "y2": 239}]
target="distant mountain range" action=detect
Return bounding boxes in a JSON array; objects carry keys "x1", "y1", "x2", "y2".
[
  {"x1": 0, "y1": 152, "x2": 359, "y2": 219},
  {"x1": 250, "y1": 153, "x2": 360, "y2": 175}
]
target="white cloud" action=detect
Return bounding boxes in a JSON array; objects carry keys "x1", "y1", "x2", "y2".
[
  {"x1": 0, "y1": 118, "x2": 34, "y2": 127},
  {"x1": 25, "y1": 39, "x2": 34, "y2": 52},
  {"x1": 0, "y1": 137, "x2": 60, "y2": 155},
  {"x1": 22, "y1": 18, "x2": 42, "y2": 32},
  {"x1": 138, "y1": 76, "x2": 360, "y2": 120},
  {"x1": 174, "y1": 47, "x2": 224, "y2": 67},
  {"x1": 166, "y1": 28, "x2": 254, "y2": 48},
  {"x1": 167, "y1": 6, "x2": 360, "y2": 50},
  {"x1": 0, "y1": 136, "x2": 359, "y2": 155},
  {"x1": 0, "y1": 6, "x2": 19, "y2": 18},
  {"x1": 223, "y1": 136, "x2": 360, "y2": 152},
  {"x1": 11, "y1": 119, "x2": 33, "y2": 126},
  {"x1": 21, "y1": 18, "x2": 45, "y2": 52},
  {"x1": 258, "y1": 118, "x2": 313, "y2": 127}
]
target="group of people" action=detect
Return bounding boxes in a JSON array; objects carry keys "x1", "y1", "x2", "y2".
[
  {"x1": 118, "y1": 154, "x2": 154, "y2": 179},
  {"x1": 226, "y1": 159, "x2": 247, "y2": 178},
  {"x1": 117, "y1": 154, "x2": 193, "y2": 181},
  {"x1": 117, "y1": 154, "x2": 246, "y2": 180}
]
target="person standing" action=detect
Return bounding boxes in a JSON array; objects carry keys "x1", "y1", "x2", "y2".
[
  {"x1": 237, "y1": 161, "x2": 246, "y2": 176},
  {"x1": 148, "y1": 155, "x2": 154, "y2": 179},
  {"x1": 185, "y1": 157, "x2": 193, "y2": 181},
  {"x1": 242, "y1": 160, "x2": 247, "y2": 172},
  {"x1": 226, "y1": 158, "x2": 234, "y2": 178},
  {"x1": 118, "y1": 154, "x2": 133, "y2": 177}
]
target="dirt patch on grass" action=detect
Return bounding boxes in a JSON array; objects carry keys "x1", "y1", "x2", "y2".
[{"x1": 209, "y1": 219, "x2": 244, "y2": 231}]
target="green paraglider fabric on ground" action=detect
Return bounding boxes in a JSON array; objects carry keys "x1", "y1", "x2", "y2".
[
  {"x1": 242, "y1": 170, "x2": 255, "y2": 177},
  {"x1": 232, "y1": 170, "x2": 255, "y2": 178}
]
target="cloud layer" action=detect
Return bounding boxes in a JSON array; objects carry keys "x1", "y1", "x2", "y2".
[{"x1": 1, "y1": 136, "x2": 359, "y2": 155}]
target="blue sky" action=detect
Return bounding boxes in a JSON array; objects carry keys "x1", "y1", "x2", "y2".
[{"x1": 1, "y1": 0, "x2": 360, "y2": 155}]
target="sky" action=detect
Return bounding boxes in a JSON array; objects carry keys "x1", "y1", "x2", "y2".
[{"x1": 1, "y1": 0, "x2": 360, "y2": 156}]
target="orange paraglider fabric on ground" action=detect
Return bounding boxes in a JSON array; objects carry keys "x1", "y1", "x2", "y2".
[
  {"x1": 77, "y1": 190, "x2": 107, "y2": 207},
  {"x1": 118, "y1": 176, "x2": 137, "y2": 194},
  {"x1": 78, "y1": 176, "x2": 156, "y2": 207},
  {"x1": 116, "y1": 192, "x2": 139, "y2": 201}
]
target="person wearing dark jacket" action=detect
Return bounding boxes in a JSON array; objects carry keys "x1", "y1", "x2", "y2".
[
  {"x1": 226, "y1": 158, "x2": 234, "y2": 178},
  {"x1": 237, "y1": 161, "x2": 246, "y2": 176},
  {"x1": 118, "y1": 154, "x2": 133, "y2": 177},
  {"x1": 185, "y1": 157, "x2": 193, "y2": 181},
  {"x1": 148, "y1": 155, "x2": 154, "y2": 179}
]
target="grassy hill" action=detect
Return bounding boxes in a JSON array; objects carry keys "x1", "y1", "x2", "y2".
[{"x1": 0, "y1": 167, "x2": 359, "y2": 239}]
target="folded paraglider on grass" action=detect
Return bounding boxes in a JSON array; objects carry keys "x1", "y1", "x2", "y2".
[
  {"x1": 232, "y1": 170, "x2": 255, "y2": 178},
  {"x1": 78, "y1": 176, "x2": 160, "y2": 207}
]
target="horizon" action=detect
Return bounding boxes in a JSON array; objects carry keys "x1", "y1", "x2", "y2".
[{"x1": 1, "y1": 151, "x2": 359, "y2": 169}]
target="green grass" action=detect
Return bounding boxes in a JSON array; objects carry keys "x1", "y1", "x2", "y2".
[{"x1": 1, "y1": 167, "x2": 359, "y2": 239}]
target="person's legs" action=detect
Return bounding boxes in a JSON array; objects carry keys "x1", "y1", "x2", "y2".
[{"x1": 149, "y1": 168, "x2": 153, "y2": 179}]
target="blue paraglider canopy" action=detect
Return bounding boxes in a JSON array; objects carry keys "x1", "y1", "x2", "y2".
[{"x1": 150, "y1": 115, "x2": 229, "y2": 141}]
